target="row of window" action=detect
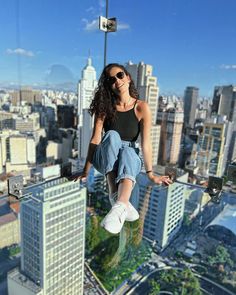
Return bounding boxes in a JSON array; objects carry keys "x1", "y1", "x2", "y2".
[
  {"x1": 23, "y1": 226, "x2": 40, "y2": 241},
  {"x1": 22, "y1": 211, "x2": 40, "y2": 225},
  {"x1": 46, "y1": 202, "x2": 85, "y2": 220},
  {"x1": 46, "y1": 219, "x2": 83, "y2": 238},
  {"x1": 46, "y1": 224, "x2": 83, "y2": 244},
  {"x1": 167, "y1": 217, "x2": 181, "y2": 234},
  {"x1": 46, "y1": 255, "x2": 83, "y2": 278},
  {"x1": 47, "y1": 279, "x2": 83, "y2": 295},
  {"x1": 46, "y1": 214, "x2": 84, "y2": 230},
  {"x1": 46, "y1": 254, "x2": 83, "y2": 273},
  {"x1": 44, "y1": 182, "x2": 79, "y2": 197},
  {"x1": 50, "y1": 194, "x2": 84, "y2": 208},
  {"x1": 23, "y1": 236, "x2": 40, "y2": 252},
  {"x1": 46, "y1": 232, "x2": 84, "y2": 251}
]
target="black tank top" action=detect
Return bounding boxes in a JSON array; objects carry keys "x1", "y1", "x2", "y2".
[{"x1": 104, "y1": 100, "x2": 141, "y2": 142}]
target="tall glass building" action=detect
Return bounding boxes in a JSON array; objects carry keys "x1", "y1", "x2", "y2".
[{"x1": 8, "y1": 178, "x2": 87, "y2": 295}]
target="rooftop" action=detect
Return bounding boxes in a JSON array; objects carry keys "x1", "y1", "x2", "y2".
[
  {"x1": 8, "y1": 268, "x2": 42, "y2": 293},
  {"x1": 206, "y1": 204, "x2": 236, "y2": 237},
  {"x1": 0, "y1": 212, "x2": 17, "y2": 226}
]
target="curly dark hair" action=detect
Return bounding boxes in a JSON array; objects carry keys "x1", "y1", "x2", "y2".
[{"x1": 89, "y1": 63, "x2": 139, "y2": 123}]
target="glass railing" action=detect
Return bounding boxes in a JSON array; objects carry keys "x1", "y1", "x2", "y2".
[{"x1": 1, "y1": 1, "x2": 236, "y2": 295}]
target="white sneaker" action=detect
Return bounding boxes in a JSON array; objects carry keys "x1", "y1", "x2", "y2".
[
  {"x1": 101, "y1": 201, "x2": 128, "y2": 234},
  {"x1": 109, "y1": 192, "x2": 139, "y2": 222}
]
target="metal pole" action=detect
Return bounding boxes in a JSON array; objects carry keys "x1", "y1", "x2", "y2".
[
  {"x1": 16, "y1": 0, "x2": 22, "y2": 103},
  {"x1": 104, "y1": 0, "x2": 108, "y2": 67},
  {"x1": 104, "y1": 33, "x2": 107, "y2": 68}
]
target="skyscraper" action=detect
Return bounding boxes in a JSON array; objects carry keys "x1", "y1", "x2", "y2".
[
  {"x1": 190, "y1": 118, "x2": 227, "y2": 177},
  {"x1": 183, "y1": 86, "x2": 199, "y2": 129},
  {"x1": 8, "y1": 178, "x2": 86, "y2": 295},
  {"x1": 79, "y1": 109, "x2": 93, "y2": 161},
  {"x1": 212, "y1": 85, "x2": 236, "y2": 125},
  {"x1": 137, "y1": 170, "x2": 187, "y2": 250},
  {"x1": 126, "y1": 61, "x2": 160, "y2": 165},
  {"x1": 126, "y1": 61, "x2": 159, "y2": 123},
  {"x1": 157, "y1": 104, "x2": 184, "y2": 165},
  {"x1": 77, "y1": 57, "x2": 97, "y2": 128},
  {"x1": 212, "y1": 85, "x2": 236, "y2": 163},
  {"x1": 77, "y1": 57, "x2": 97, "y2": 166}
]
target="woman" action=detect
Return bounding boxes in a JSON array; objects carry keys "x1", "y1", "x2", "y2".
[{"x1": 76, "y1": 63, "x2": 172, "y2": 234}]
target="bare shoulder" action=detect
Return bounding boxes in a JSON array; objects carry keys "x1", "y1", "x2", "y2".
[
  {"x1": 136, "y1": 100, "x2": 151, "y2": 118},
  {"x1": 136, "y1": 100, "x2": 149, "y2": 110}
]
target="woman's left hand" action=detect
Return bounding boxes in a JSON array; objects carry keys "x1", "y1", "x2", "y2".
[{"x1": 148, "y1": 174, "x2": 173, "y2": 186}]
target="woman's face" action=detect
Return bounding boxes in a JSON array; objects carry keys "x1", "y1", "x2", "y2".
[{"x1": 107, "y1": 66, "x2": 131, "y2": 96}]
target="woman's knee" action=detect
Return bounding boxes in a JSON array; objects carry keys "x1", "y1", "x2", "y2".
[
  {"x1": 103, "y1": 130, "x2": 121, "y2": 145},
  {"x1": 119, "y1": 147, "x2": 135, "y2": 160},
  {"x1": 119, "y1": 148, "x2": 141, "y2": 170}
]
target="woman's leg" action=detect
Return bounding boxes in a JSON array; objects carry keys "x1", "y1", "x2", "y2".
[
  {"x1": 101, "y1": 147, "x2": 142, "y2": 234},
  {"x1": 92, "y1": 130, "x2": 122, "y2": 200},
  {"x1": 107, "y1": 145, "x2": 141, "y2": 204},
  {"x1": 92, "y1": 130, "x2": 122, "y2": 175},
  {"x1": 117, "y1": 179, "x2": 133, "y2": 206},
  {"x1": 116, "y1": 146, "x2": 142, "y2": 203},
  {"x1": 106, "y1": 171, "x2": 117, "y2": 195}
]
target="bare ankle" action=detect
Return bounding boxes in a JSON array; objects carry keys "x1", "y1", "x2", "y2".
[{"x1": 117, "y1": 198, "x2": 129, "y2": 207}]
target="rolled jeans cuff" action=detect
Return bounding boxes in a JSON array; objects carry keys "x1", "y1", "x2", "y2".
[{"x1": 116, "y1": 174, "x2": 136, "y2": 188}]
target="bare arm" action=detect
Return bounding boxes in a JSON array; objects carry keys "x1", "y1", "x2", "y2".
[
  {"x1": 73, "y1": 115, "x2": 104, "y2": 181},
  {"x1": 140, "y1": 102, "x2": 153, "y2": 173},
  {"x1": 140, "y1": 102, "x2": 172, "y2": 186}
]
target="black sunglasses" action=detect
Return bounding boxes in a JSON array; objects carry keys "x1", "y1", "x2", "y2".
[{"x1": 106, "y1": 71, "x2": 125, "y2": 85}]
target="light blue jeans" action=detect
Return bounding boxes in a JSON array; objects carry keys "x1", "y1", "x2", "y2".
[{"x1": 92, "y1": 130, "x2": 142, "y2": 185}]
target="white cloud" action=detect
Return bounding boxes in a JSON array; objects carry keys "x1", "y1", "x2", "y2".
[
  {"x1": 220, "y1": 64, "x2": 236, "y2": 70},
  {"x1": 117, "y1": 22, "x2": 130, "y2": 30},
  {"x1": 86, "y1": 6, "x2": 96, "y2": 14},
  {"x1": 6, "y1": 48, "x2": 35, "y2": 57},
  {"x1": 82, "y1": 18, "x2": 98, "y2": 31}
]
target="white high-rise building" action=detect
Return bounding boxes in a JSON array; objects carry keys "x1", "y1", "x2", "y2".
[
  {"x1": 137, "y1": 170, "x2": 187, "y2": 250},
  {"x1": 79, "y1": 109, "x2": 93, "y2": 161},
  {"x1": 77, "y1": 57, "x2": 97, "y2": 128},
  {"x1": 151, "y1": 125, "x2": 161, "y2": 166},
  {"x1": 8, "y1": 178, "x2": 87, "y2": 295},
  {"x1": 126, "y1": 61, "x2": 160, "y2": 166},
  {"x1": 77, "y1": 57, "x2": 97, "y2": 165}
]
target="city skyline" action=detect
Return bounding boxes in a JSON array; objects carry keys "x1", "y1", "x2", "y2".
[
  {"x1": 0, "y1": 58, "x2": 236, "y2": 294},
  {"x1": 0, "y1": 0, "x2": 236, "y2": 97}
]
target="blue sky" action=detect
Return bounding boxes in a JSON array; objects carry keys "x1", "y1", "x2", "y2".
[{"x1": 0, "y1": 0, "x2": 235, "y2": 96}]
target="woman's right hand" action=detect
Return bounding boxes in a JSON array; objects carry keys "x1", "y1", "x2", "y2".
[
  {"x1": 69, "y1": 171, "x2": 88, "y2": 182},
  {"x1": 148, "y1": 174, "x2": 173, "y2": 186}
]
